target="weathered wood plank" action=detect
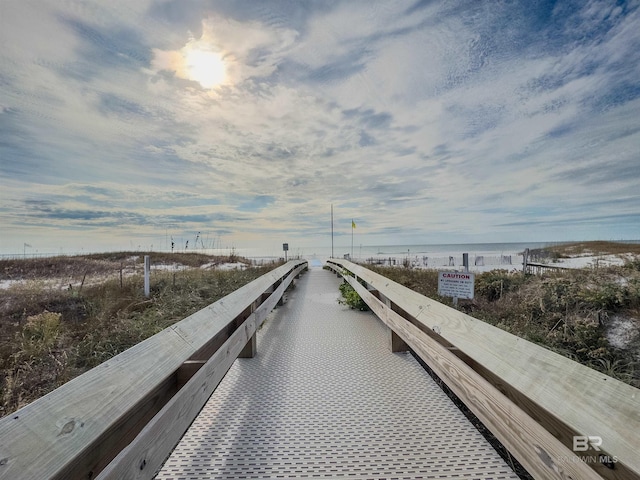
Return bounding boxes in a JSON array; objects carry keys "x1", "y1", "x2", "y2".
[
  {"x1": 329, "y1": 260, "x2": 640, "y2": 479},
  {"x1": 343, "y1": 273, "x2": 601, "y2": 480},
  {"x1": 0, "y1": 260, "x2": 306, "y2": 480},
  {"x1": 96, "y1": 312, "x2": 257, "y2": 480},
  {"x1": 0, "y1": 327, "x2": 189, "y2": 480},
  {"x1": 97, "y1": 262, "x2": 305, "y2": 480},
  {"x1": 176, "y1": 361, "x2": 206, "y2": 388}
]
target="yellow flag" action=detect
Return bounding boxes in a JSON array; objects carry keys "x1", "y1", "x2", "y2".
[{"x1": 352, "y1": 219, "x2": 356, "y2": 229}]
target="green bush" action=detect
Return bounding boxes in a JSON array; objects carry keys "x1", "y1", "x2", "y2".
[{"x1": 338, "y1": 281, "x2": 369, "y2": 311}]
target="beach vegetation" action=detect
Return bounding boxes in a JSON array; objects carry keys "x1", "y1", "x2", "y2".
[
  {"x1": 338, "y1": 281, "x2": 369, "y2": 311},
  {"x1": 0, "y1": 253, "x2": 282, "y2": 417},
  {"x1": 366, "y1": 259, "x2": 640, "y2": 389}
]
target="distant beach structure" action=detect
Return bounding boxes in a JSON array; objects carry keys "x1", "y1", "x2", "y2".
[
  {"x1": 315, "y1": 242, "x2": 527, "y2": 272},
  {"x1": 362, "y1": 252, "x2": 514, "y2": 272}
]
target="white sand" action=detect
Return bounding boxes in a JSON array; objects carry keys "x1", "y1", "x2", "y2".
[
  {"x1": 0, "y1": 279, "x2": 24, "y2": 289},
  {"x1": 551, "y1": 254, "x2": 627, "y2": 269},
  {"x1": 329, "y1": 250, "x2": 636, "y2": 273},
  {"x1": 215, "y1": 262, "x2": 248, "y2": 270},
  {"x1": 151, "y1": 263, "x2": 190, "y2": 271}
]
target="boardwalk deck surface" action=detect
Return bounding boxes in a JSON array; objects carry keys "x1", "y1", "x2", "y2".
[{"x1": 156, "y1": 266, "x2": 519, "y2": 479}]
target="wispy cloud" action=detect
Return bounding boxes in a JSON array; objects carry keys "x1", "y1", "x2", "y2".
[{"x1": 1, "y1": 0, "x2": 639, "y2": 254}]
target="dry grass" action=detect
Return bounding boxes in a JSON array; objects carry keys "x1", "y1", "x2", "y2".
[
  {"x1": 367, "y1": 262, "x2": 640, "y2": 388},
  {"x1": 0, "y1": 251, "x2": 250, "y2": 280},
  {"x1": 545, "y1": 240, "x2": 640, "y2": 256},
  {"x1": 0, "y1": 253, "x2": 282, "y2": 417}
]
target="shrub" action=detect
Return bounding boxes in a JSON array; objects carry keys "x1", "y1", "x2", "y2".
[
  {"x1": 338, "y1": 281, "x2": 369, "y2": 311},
  {"x1": 577, "y1": 281, "x2": 627, "y2": 310},
  {"x1": 624, "y1": 257, "x2": 640, "y2": 271},
  {"x1": 361, "y1": 261, "x2": 640, "y2": 388},
  {"x1": 1, "y1": 257, "x2": 281, "y2": 416},
  {"x1": 475, "y1": 270, "x2": 526, "y2": 302},
  {"x1": 21, "y1": 311, "x2": 62, "y2": 357}
]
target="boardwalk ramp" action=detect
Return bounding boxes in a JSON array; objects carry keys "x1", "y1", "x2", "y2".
[{"x1": 157, "y1": 266, "x2": 518, "y2": 479}]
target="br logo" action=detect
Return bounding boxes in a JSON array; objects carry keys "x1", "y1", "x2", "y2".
[{"x1": 573, "y1": 435, "x2": 602, "y2": 452}]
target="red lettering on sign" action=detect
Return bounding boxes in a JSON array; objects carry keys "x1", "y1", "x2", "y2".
[{"x1": 443, "y1": 273, "x2": 470, "y2": 279}]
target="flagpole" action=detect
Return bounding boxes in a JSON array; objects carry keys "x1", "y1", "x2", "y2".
[
  {"x1": 351, "y1": 219, "x2": 354, "y2": 259},
  {"x1": 331, "y1": 204, "x2": 334, "y2": 258}
]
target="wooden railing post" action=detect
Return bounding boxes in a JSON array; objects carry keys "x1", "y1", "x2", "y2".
[
  {"x1": 239, "y1": 300, "x2": 258, "y2": 358},
  {"x1": 384, "y1": 297, "x2": 408, "y2": 353}
]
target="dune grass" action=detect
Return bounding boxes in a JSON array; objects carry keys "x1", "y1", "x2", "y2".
[
  {"x1": 542, "y1": 240, "x2": 640, "y2": 257},
  {"x1": 366, "y1": 249, "x2": 640, "y2": 388},
  {"x1": 0, "y1": 253, "x2": 282, "y2": 417}
]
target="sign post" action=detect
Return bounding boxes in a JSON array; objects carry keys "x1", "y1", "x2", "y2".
[
  {"x1": 144, "y1": 255, "x2": 150, "y2": 297},
  {"x1": 438, "y1": 271, "x2": 475, "y2": 306},
  {"x1": 283, "y1": 243, "x2": 289, "y2": 262}
]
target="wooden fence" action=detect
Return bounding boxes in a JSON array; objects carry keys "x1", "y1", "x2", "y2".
[
  {"x1": 363, "y1": 254, "x2": 516, "y2": 269},
  {"x1": 326, "y1": 258, "x2": 640, "y2": 480},
  {"x1": 525, "y1": 261, "x2": 571, "y2": 275},
  {"x1": 0, "y1": 260, "x2": 307, "y2": 480}
]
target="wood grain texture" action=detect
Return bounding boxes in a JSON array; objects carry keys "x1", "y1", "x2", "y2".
[
  {"x1": 342, "y1": 272, "x2": 601, "y2": 480},
  {"x1": 96, "y1": 312, "x2": 257, "y2": 480},
  {"x1": 97, "y1": 263, "x2": 306, "y2": 480},
  {"x1": 328, "y1": 260, "x2": 640, "y2": 480},
  {"x1": 0, "y1": 261, "x2": 306, "y2": 480}
]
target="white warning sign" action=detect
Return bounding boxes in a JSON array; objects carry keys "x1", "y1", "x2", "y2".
[{"x1": 438, "y1": 271, "x2": 475, "y2": 299}]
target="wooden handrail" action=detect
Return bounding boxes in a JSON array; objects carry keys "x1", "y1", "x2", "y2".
[
  {"x1": 0, "y1": 260, "x2": 307, "y2": 480},
  {"x1": 327, "y1": 259, "x2": 640, "y2": 480}
]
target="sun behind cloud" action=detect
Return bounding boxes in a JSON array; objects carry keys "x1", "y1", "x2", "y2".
[
  {"x1": 152, "y1": 41, "x2": 228, "y2": 90},
  {"x1": 151, "y1": 15, "x2": 296, "y2": 91},
  {"x1": 184, "y1": 49, "x2": 226, "y2": 88}
]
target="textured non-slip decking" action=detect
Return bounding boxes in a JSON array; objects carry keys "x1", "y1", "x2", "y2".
[{"x1": 157, "y1": 266, "x2": 518, "y2": 479}]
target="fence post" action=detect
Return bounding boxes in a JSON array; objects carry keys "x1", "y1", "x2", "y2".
[{"x1": 144, "y1": 255, "x2": 150, "y2": 297}]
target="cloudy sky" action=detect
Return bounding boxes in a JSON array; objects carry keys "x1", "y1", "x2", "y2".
[{"x1": 1, "y1": 0, "x2": 639, "y2": 255}]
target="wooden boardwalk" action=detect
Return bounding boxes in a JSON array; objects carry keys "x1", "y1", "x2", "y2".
[{"x1": 156, "y1": 266, "x2": 518, "y2": 479}]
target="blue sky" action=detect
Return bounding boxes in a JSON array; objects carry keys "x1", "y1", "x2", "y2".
[{"x1": 1, "y1": 0, "x2": 639, "y2": 255}]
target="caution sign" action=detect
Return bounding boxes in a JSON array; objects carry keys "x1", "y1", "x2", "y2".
[{"x1": 438, "y1": 271, "x2": 475, "y2": 299}]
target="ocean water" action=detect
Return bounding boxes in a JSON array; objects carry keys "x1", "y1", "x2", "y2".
[
  {"x1": 0, "y1": 241, "x2": 551, "y2": 261},
  {"x1": 236, "y1": 241, "x2": 558, "y2": 261}
]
